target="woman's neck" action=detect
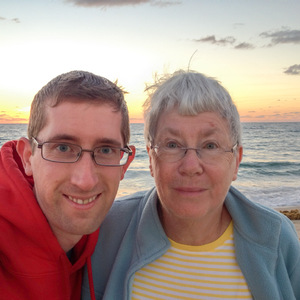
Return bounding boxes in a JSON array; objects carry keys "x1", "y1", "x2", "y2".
[{"x1": 159, "y1": 203, "x2": 232, "y2": 246}]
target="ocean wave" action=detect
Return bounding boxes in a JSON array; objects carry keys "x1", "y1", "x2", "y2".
[
  {"x1": 234, "y1": 185, "x2": 300, "y2": 208},
  {"x1": 240, "y1": 161, "x2": 300, "y2": 175}
]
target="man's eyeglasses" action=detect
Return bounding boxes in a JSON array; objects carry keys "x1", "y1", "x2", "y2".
[
  {"x1": 32, "y1": 137, "x2": 132, "y2": 166},
  {"x1": 150, "y1": 140, "x2": 238, "y2": 165}
]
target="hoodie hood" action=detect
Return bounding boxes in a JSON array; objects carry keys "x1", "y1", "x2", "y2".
[{"x1": 0, "y1": 140, "x2": 97, "y2": 300}]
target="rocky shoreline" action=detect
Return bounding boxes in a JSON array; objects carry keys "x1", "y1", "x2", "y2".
[
  {"x1": 276, "y1": 207, "x2": 300, "y2": 239},
  {"x1": 279, "y1": 209, "x2": 300, "y2": 220}
]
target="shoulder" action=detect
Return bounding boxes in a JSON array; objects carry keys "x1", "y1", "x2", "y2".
[
  {"x1": 227, "y1": 186, "x2": 286, "y2": 221},
  {"x1": 227, "y1": 186, "x2": 299, "y2": 246},
  {"x1": 114, "y1": 189, "x2": 149, "y2": 209},
  {"x1": 108, "y1": 190, "x2": 151, "y2": 216},
  {"x1": 100, "y1": 189, "x2": 155, "y2": 231}
]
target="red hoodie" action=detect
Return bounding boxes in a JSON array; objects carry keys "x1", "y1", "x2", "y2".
[{"x1": 0, "y1": 141, "x2": 97, "y2": 300}]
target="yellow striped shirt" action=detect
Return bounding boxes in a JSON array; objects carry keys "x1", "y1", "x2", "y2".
[{"x1": 132, "y1": 222, "x2": 252, "y2": 299}]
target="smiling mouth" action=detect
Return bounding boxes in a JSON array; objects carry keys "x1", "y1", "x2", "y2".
[
  {"x1": 68, "y1": 195, "x2": 98, "y2": 205},
  {"x1": 176, "y1": 187, "x2": 206, "y2": 193}
]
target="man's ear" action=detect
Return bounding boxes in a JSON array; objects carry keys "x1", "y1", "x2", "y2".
[
  {"x1": 120, "y1": 145, "x2": 136, "y2": 180},
  {"x1": 16, "y1": 137, "x2": 34, "y2": 176}
]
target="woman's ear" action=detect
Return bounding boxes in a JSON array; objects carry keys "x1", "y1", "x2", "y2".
[
  {"x1": 16, "y1": 137, "x2": 34, "y2": 176},
  {"x1": 232, "y1": 145, "x2": 243, "y2": 181},
  {"x1": 146, "y1": 145, "x2": 154, "y2": 177}
]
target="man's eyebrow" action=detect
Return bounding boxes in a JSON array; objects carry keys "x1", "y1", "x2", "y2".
[
  {"x1": 47, "y1": 134, "x2": 77, "y2": 142},
  {"x1": 47, "y1": 135, "x2": 122, "y2": 147},
  {"x1": 95, "y1": 138, "x2": 122, "y2": 147}
]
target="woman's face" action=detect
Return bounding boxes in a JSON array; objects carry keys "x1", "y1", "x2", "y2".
[{"x1": 148, "y1": 109, "x2": 243, "y2": 223}]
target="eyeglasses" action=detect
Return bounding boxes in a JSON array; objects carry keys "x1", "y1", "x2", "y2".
[
  {"x1": 32, "y1": 137, "x2": 132, "y2": 166},
  {"x1": 150, "y1": 140, "x2": 238, "y2": 164}
]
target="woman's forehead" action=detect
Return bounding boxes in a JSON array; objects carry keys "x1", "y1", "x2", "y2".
[{"x1": 155, "y1": 110, "x2": 231, "y2": 138}]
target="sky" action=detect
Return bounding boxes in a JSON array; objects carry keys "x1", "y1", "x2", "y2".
[{"x1": 0, "y1": 0, "x2": 300, "y2": 124}]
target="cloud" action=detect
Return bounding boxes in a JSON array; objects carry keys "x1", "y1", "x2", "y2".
[
  {"x1": 65, "y1": 0, "x2": 179, "y2": 7},
  {"x1": 195, "y1": 28, "x2": 300, "y2": 50},
  {"x1": 0, "y1": 16, "x2": 20, "y2": 23},
  {"x1": 151, "y1": 0, "x2": 181, "y2": 7},
  {"x1": 260, "y1": 29, "x2": 300, "y2": 46},
  {"x1": 284, "y1": 64, "x2": 300, "y2": 75},
  {"x1": 277, "y1": 111, "x2": 300, "y2": 118},
  {"x1": 194, "y1": 35, "x2": 236, "y2": 46},
  {"x1": 0, "y1": 113, "x2": 28, "y2": 124},
  {"x1": 129, "y1": 117, "x2": 144, "y2": 123},
  {"x1": 194, "y1": 35, "x2": 255, "y2": 50},
  {"x1": 233, "y1": 23, "x2": 244, "y2": 29},
  {"x1": 234, "y1": 42, "x2": 255, "y2": 50},
  {"x1": 11, "y1": 18, "x2": 20, "y2": 23}
]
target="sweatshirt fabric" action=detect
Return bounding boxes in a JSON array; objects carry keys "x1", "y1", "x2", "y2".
[
  {"x1": 0, "y1": 140, "x2": 97, "y2": 300},
  {"x1": 81, "y1": 187, "x2": 300, "y2": 300}
]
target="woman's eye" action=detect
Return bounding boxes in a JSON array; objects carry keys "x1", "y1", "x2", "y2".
[
  {"x1": 205, "y1": 142, "x2": 218, "y2": 150},
  {"x1": 166, "y1": 141, "x2": 179, "y2": 149}
]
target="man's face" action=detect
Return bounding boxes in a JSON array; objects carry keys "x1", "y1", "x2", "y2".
[{"x1": 19, "y1": 101, "x2": 133, "y2": 249}]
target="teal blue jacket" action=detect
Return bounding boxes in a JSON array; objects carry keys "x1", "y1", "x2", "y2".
[{"x1": 82, "y1": 187, "x2": 300, "y2": 300}]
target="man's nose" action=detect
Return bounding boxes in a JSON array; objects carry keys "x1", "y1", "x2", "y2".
[{"x1": 70, "y1": 151, "x2": 99, "y2": 191}]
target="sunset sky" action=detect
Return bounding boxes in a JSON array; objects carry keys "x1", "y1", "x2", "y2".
[{"x1": 1, "y1": 0, "x2": 300, "y2": 124}]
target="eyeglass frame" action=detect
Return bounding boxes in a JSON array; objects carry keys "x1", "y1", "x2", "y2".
[
  {"x1": 32, "y1": 137, "x2": 133, "y2": 167},
  {"x1": 150, "y1": 142, "x2": 238, "y2": 163}
]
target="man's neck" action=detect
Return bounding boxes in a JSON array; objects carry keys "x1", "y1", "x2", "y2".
[{"x1": 50, "y1": 225, "x2": 83, "y2": 252}]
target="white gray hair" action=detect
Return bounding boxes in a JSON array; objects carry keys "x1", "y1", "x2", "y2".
[{"x1": 143, "y1": 70, "x2": 242, "y2": 146}]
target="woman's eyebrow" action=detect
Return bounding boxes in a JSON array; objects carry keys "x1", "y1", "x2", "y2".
[
  {"x1": 159, "y1": 127, "x2": 222, "y2": 138},
  {"x1": 158, "y1": 127, "x2": 180, "y2": 137},
  {"x1": 201, "y1": 127, "x2": 222, "y2": 137}
]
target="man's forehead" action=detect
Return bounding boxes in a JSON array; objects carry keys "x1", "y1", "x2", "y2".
[{"x1": 39, "y1": 102, "x2": 123, "y2": 144}]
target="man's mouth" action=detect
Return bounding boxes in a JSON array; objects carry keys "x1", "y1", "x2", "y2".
[{"x1": 68, "y1": 195, "x2": 98, "y2": 205}]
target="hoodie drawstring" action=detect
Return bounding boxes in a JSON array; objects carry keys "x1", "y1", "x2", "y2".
[{"x1": 87, "y1": 256, "x2": 96, "y2": 300}]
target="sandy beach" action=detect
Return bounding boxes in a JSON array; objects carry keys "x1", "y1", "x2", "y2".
[
  {"x1": 275, "y1": 206, "x2": 300, "y2": 239},
  {"x1": 293, "y1": 221, "x2": 300, "y2": 238}
]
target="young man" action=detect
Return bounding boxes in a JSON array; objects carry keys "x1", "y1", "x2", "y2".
[{"x1": 0, "y1": 71, "x2": 135, "y2": 300}]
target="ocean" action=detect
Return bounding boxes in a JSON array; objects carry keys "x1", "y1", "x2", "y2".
[{"x1": 1, "y1": 122, "x2": 299, "y2": 208}]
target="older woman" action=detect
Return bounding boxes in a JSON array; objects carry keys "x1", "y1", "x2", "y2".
[{"x1": 82, "y1": 71, "x2": 300, "y2": 300}]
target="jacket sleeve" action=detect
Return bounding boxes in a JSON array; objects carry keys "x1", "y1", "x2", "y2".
[{"x1": 277, "y1": 216, "x2": 300, "y2": 299}]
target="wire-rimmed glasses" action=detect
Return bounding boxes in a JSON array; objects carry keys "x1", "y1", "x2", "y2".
[
  {"x1": 32, "y1": 137, "x2": 132, "y2": 166},
  {"x1": 150, "y1": 140, "x2": 238, "y2": 164}
]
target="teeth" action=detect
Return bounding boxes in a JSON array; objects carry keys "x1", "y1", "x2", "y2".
[{"x1": 68, "y1": 195, "x2": 97, "y2": 205}]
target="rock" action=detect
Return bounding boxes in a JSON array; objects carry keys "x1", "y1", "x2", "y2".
[{"x1": 280, "y1": 209, "x2": 300, "y2": 220}]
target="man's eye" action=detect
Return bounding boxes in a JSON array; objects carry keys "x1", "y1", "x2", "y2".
[
  {"x1": 57, "y1": 144, "x2": 71, "y2": 152},
  {"x1": 99, "y1": 147, "x2": 113, "y2": 154}
]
